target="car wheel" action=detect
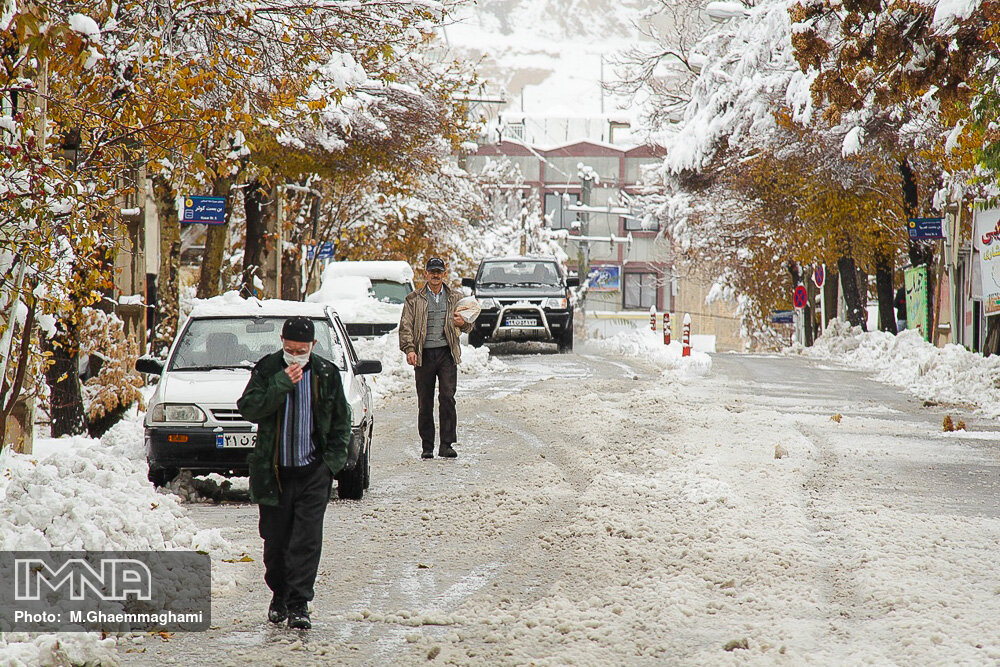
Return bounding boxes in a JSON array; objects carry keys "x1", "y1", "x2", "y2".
[
  {"x1": 337, "y1": 455, "x2": 365, "y2": 500},
  {"x1": 148, "y1": 466, "x2": 179, "y2": 488},
  {"x1": 468, "y1": 330, "x2": 485, "y2": 348},
  {"x1": 558, "y1": 329, "x2": 573, "y2": 353}
]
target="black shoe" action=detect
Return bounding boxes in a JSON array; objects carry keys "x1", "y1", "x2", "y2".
[
  {"x1": 421, "y1": 451, "x2": 434, "y2": 459},
  {"x1": 287, "y1": 605, "x2": 311, "y2": 630},
  {"x1": 439, "y1": 444, "x2": 458, "y2": 458},
  {"x1": 267, "y1": 597, "x2": 287, "y2": 624}
]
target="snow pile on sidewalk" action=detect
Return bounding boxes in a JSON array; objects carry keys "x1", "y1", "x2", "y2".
[
  {"x1": 353, "y1": 333, "x2": 508, "y2": 401},
  {"x1": 584, "y1": 328, "x2": 712, "y2": 376},
  {"x1": 0, "y1": 417, "x2": 232, "y2": 667},
  {"x1": 799, "y1": 320, "x2": 1000, "y2": 416}
]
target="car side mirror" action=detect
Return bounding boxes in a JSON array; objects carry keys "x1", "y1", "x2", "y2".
[
  {"x1": 354, "y1": 359, "x2": 382, "y2": 375},
  {"x1": 135, "y1": 356, "x2": 165, "y2": 375},
  {"x1": 461, "y1": 277, "x2": 475, "y2": 288},
  {"x1": 566, "y1": 277, "x2": 580, "y2": 288}
]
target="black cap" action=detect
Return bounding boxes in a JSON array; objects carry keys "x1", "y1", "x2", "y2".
[
  {"x1": 426, "y1": 257, "x2": 446, "y2": 271},
  {"x1": 281, "y1": 316, "x2": 315, "y2": 343}
]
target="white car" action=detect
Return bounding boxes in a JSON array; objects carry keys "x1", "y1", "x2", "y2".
[
  {"x1": 306, "y1": 260, "x2": 415, "y2": 337},
  {"x1": 136, "y1": 298, "x2": 381, "y2": 500}
]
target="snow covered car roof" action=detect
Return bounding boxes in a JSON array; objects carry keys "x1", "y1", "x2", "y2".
[
  {"x1": 317, "y1": 260, "x2": 414, "y2": 283},
  {"x1": 187, "y1": 291, "x2": 338, "y2": 319}
]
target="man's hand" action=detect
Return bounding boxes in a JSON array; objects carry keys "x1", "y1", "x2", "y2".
[
  {"x1": 406, "y1": 351, "x2": 418, "y2": 366},
  {"x1": 284, "y1": 363, "x2": 304, "y2": 383},
  {"x1": 453, "y1": 313, "x2": 466, "y2": 327}
]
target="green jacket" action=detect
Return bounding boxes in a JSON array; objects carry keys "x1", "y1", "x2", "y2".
[{"x1": 237, "y1": 350, "x2": 352, "y2": 506}]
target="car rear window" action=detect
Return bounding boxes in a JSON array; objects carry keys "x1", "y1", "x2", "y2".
[
  {"x1": 369, "y1": 279, "x2": 412, "y2": 304},
  {"x1": 478, "y1": 261, "x2": 561, "y2": 286},
  {"x1": 168, "y1": 317, "x2": 345, "y2": 371}
]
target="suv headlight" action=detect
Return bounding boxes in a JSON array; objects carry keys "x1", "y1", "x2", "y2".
[
  {"x1": 480, "y1": 298, "x2": 498, "y2": 310},
  {"x1": 543, "y1": 298, "x2": 568, "y2": 309},
  {"x1": 149, "y1": 403, "x2": 207, "y2": 423}
]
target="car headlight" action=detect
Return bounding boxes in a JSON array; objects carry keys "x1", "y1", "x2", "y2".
[
  {"x1": 543, "y1": 298, "x2": 568, "y2": 309},
  {"x1": 149, "y1": 403, "x2": 207, "y2": 423},
  {"x1": 480, "y1": 298, "x2": 498, "y2": 310}
]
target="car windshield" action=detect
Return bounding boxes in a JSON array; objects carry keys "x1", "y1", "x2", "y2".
[
  {"x1": 370, "y1": 279, "x2": 411, "y2": 304},
  {"x1": 479, "y1": 261, "x2": 561, "y2": 286},
  {"x1": 168, "y1": 316, "x2": 346, "y2": 371}
]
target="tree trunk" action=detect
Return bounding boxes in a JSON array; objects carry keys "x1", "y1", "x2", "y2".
[
  {"x1": 242, "y1": 179, "x2": 266, "y2": 298},
  {"x1": 874, "y1": 247, "x2": 896, "y2": 332},
  {"x1": 838, "y1": 255, "x2": 867, "y2": 330},
  {"x1": 196, "y1": 177, "x2": 232, "y2": 299},
  {"x1": 281, "y1": 247, "x2": 301, "y2": 300},
  {"x1": 152, "y1": 176, "x2": 180, "y2": 358},
  {"x1": 823, "y1": 267, "x2": 839, "y2": 328},
  {"x1": 0, "y1": 298, "x2": 35, "y2": 447},
  {"x1": 43, "y1": 324, "x2": 87, "y2": 437}
]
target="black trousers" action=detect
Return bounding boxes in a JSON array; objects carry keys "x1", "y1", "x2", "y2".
[
  {"x1": 415, "y1": 346, "x2": 457, "y2": 452},
  {"x1": 258, "y1": 460, "x2": 332, "y2": 608}
]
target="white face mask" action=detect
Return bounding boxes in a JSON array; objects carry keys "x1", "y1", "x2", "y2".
[{"x1": 283, "y1": 347, "x2": 312, "y2": 367}]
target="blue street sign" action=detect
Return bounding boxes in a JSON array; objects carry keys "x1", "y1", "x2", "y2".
[
  {"x1": 907, "y1": 217, "x2": 944, "y2": 240},
  {"x1": 770, "y1": 310, "x2": 794, "y2": 324},
  {"x1": 306, "y1": 242, "x2": 335, "y2": 260},
  {"x1": 182, "y1": 196, "x2": 227, "y2": 224}
]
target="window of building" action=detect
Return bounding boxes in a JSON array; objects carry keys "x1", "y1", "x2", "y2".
[
  {"x1": 624, "y1": 273, "x2": 657, "y2": 309},
  {"x1": 623, "y1": 215, "x2": 659, "y2": 232},
  {"x1": 544, "y1": 192, "x2": 577, "y2": 230}
]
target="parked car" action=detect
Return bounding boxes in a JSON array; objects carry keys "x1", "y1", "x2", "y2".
[
  {"x1": 306, "y1": 260, "x2": 415, "y2": 338},
  {"x1": 461, "y1": 256, "x2": 579, "y2": 352},
  {"x1": 135, "y1": 299, "x2": 381, "y2": 499}
]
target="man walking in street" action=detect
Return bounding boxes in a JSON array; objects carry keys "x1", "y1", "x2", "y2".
[
  {"x1": 237, "y1": 316, "x2": 352, "y2": 630},
  {"x1": 399, "y1": 257, "x2": 474, "y2": 459}
]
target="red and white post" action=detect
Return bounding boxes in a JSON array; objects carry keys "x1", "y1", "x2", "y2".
[
  {"x1": 682, "y1": 313, "x2": 691, "y2": 357},
  {"x1": 662, "y1": 312, "x2": 671, "y2": 345},
  {"x1": 649, "y1": 305, "x2": 656, "y2": 331}
]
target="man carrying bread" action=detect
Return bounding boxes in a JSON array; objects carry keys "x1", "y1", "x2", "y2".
[{"x1": 398, "y1": 257, "x2": 475, "y2": 459}]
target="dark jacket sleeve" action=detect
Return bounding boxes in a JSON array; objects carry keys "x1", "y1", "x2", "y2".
[{"x1": 237, "y1": 360, "x2": 295, "y2": 423}]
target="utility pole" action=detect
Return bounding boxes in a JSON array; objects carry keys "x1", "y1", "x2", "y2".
[
  {"x1": 577, "y1": 173, "x2": 593, "y2": 326},
  {"x1": 519, "y1": 190, "x2": 528, "y2": 255}
]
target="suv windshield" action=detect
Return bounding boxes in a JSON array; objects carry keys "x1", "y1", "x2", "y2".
[
  {"x1": 370, "y1": 279, "x2": 412, "y2": 304},
  {"x1": 478, "y1": 261, "x2": 561, "y2": 286},
  {"x1": 169, "y1": 316, "x2": 345, "y2": 371}
]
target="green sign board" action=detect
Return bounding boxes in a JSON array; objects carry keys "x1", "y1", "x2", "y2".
[{"x1": 904, "y1": 265, "x2": 930, "y2": 341}]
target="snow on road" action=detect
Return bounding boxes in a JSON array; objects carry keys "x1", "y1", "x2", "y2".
[{"x1": 6, "y1": 323, "x2": 1000, "y2": 665}]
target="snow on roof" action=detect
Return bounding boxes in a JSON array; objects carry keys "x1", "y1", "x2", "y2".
[
  {"x1": 188, "y1": 291, "x2": 334, "y2": 318},
  {"x1": 317, "y1": 260, "x2": 414, "y2": 284}
]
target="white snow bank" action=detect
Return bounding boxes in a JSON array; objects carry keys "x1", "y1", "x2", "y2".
[
  {"x1": 798, "y1": 319, "x2": 1000, "y2": 416},
  {"x1": 584, "y1": 328, "x2": 712, "y2": 376},
  {"x1": 0, "y1": 417, "x2": 234, "y2": 666},
  {"x1": 352, "y1": 333, "x2": 508, "y2": 402}
]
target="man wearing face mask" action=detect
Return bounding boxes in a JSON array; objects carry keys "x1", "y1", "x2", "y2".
[{"x1": 237, "y1": 316, "x2": 352, "y2": 631}]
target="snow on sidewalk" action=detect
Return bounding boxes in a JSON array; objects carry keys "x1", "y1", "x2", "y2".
[
  {"x1": 796, "y1": 319, "x2": 1000, "y2": 416},
  {"x1": 583, "y1": 327, "x2": 713, "y2": 376},
  {"x1": 0, "y1": 416, "x2": 235, "y2": 667}
]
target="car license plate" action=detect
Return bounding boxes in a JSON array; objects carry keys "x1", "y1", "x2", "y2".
[
  {"x1": 216, "y1": 433, "x2": 256, "y2": 449},
  {"x1": 506, "y1": 317, "x2": 537, "y2": 327}
]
